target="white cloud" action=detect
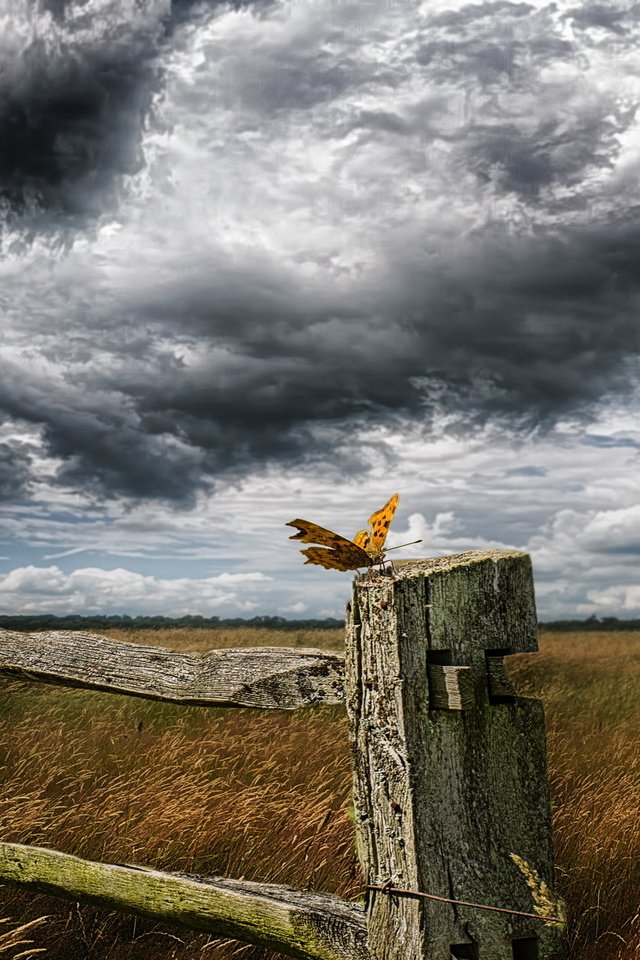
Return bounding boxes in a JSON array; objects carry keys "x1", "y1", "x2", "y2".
[
  {"x1": 0, "y1": 565, "x2": 271, "y2": 616},
  {"x1": 586, "y1": 584, "x2": 640, "y2": 614},
  {"x1": 525, "y1": 499, "x2": 640, "y2": 618},
  {"x1": 579, "y1": 505, "x2": 640, "y2": 553},
  {"x1": 281, "y1": 600, "x2": 307, "y2": 614}
]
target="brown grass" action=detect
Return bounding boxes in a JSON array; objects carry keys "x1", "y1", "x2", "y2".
[
  {"x1": 511, "y1": 632, "x2": 640, "y2": 959},
  {"x1": 0, "y1": 916, "x2": 48, "y2": 958},
  {"x1": 0, "y1": 626, "x2": 639, "y2": 958},
  {"x1": 100, "y1": 627, "x2": 345, "y2": 653}
]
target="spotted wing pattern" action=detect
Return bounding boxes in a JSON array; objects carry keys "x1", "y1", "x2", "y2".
[
  {"x1": 353, "y1": 529, "x2": 371, "y2": 549},
  {"x1": 286, "y1": 520, "x2": 371, "y2": 571},
  {"x1": 367, "y1": 493, "x2": 400, "y2": 553},
  {"x1": 286, "y1": 494, "x2": 400, "y2": 572}
]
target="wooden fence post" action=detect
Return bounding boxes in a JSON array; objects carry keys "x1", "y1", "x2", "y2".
[{"x1": 345, "y1": 550, "x2": 565, "y2": 960}]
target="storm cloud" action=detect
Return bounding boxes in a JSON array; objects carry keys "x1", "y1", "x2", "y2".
[
  {"x1": 0, "y1": 1, "x2": 176, "y2": 234},
  {"x1": 1, "y1": 0, "x2": 640, "y2": 503}
]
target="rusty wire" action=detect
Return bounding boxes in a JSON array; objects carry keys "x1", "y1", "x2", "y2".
[{"x1": 366, "y1": 883, "x2": 563, "y2": 925}]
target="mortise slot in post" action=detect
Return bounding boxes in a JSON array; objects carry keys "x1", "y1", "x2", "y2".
[
  {"x1": 426, "y1": 649, "x2": 454, "y2": 666},
  {"x1": 450, "y1": 944, "x2": 478, "y2": 959},
  {"x1": 512, "y1": 935, "x2": 538, "y2": 960},
  {"x1": 426, "y1": 650, "x2": 474, "y2": 711},
  {"x1": 485, "y1": 647, "x2": 516, "y2": 702}
]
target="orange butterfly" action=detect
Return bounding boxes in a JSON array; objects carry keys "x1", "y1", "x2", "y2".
[{"x1": 287, "y1": 493, "x2": 402, "y2": 571}]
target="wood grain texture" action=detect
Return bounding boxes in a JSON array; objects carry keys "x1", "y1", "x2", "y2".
[
  {"x1": 427, "y1": 664, "x2": 474, "y2": 710},
  {"x1": 0, "y1": 843, "x2": 368, "y2": 960},
  {"x1": 0, "y1": 630, "x2": 344, "y2": 710},
  {"x1": 345, "y1": 550, "x2": 565, "y2": 960}
]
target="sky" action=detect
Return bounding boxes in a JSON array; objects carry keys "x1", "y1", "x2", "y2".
[{"x1": 1, "y1": 0, "x2": 640, "y2": 621}]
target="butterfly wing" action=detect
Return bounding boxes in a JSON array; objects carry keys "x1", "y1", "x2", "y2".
[
  {"x1": 367, "y1": 493, "x2": 400, "y2": 553},
  {"x1": 300, "y1": 543, "x2": 371, "y2": 571},
  {"x1": 287, "y1": 519, "x2": 348, "y2": 547},
  {"x1": 286, "y1": 520, "x2": 371, "y2": 570}
]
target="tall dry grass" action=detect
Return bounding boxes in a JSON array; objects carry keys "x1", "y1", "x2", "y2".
[
  {"x1": 0, "y1": 916, "x2": 47, "y2": 958},
  {"x1": 0, "y1": 626, "x2": 638, "y2": 958},
  {"x1": 100, "y1": 626, "x2": 345, "y2": 653},
  {"x1": 511, "y1": 632, "x2": 640, "y2": 959},
  {"x1": 0, "y1": 626, "x2": 351, "y2": 959}
]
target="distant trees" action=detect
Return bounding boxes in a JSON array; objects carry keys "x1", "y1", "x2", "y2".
[
  {"x1": 0, "y1": 613, "x2": 636, "y2": 633},
  {"x1": 539, "y1": 615, "x2": 640, "y2": 631},
  {"x1": 0, "y1": 613, "x2": 345, "y2": 632}
]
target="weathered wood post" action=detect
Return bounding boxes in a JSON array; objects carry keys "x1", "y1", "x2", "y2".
[{"x1": 345, "y1": 550, "x2": 564, "y2": 960}]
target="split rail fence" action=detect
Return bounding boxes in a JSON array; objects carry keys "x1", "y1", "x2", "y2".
[{"x1": 0, "y1": 550, "x2": 566, "y2": 959}]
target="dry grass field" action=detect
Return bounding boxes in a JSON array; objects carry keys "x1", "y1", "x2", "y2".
[{"x1": 0, "y1": 626, "x2": 638, "y2": 959}]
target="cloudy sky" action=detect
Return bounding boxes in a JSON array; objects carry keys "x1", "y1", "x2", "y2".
[{"x1": 1, "y1": 0, "x2": 640, "y2": 620}]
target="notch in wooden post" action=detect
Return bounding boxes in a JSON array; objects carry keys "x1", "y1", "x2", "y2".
[
  {"x1": 512, "y1": 936, "x2": 539, "y2": 960},
  {"x1": 485, "y1": 648, "x2": 517, "y2": 702},
  {"x1": 450, "y1": 943, "x2": 479, "y2": 959}
]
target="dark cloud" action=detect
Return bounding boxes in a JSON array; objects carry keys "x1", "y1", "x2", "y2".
[
  {"x1": 415, "y1": 35, "x2": 573, "y2": 86},
  {"x1": 167, "y1": 0, "x2": 275, "y2": 27},
  {"x1": 132, "y1": 218, "x2": 640, "y2": 452},
  {"x1": 2, "y1": 0, "x2": 640, "y2": 504},
  {"x1": 0, "y1": 0, "x2": 282, "y2": 238},
  {"x1": 0, "y1": 442, "x2": 32, "y2": 501},
  {"x1": 0, "y1": 2, "x2": 169, "y2": 231},
  {"x1": 563, "y1": 3, "x2": 640, "y2": 35},
  {"x1": 412, "y1": 4, "x2": 630, "y2": 204},
  {"x1": 3, "y1": 215, "x2": 639, "y2": 504},
  {"x1": 419, "y1": 3, "x2": 571, "y2": 82},
  {"x1": 0, "y1": 352, "x2": 208, "y2": 503},
  {"x1": 429, "y1": 1, "x2": 536, "y2": 27},
  {"x1": 459, "y1": 110, "x2": 623, "y2": 199}
]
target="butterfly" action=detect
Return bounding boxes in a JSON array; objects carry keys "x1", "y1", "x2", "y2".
[{"x1": 286, "y1": 493, "x2": 401, "y2": 571}]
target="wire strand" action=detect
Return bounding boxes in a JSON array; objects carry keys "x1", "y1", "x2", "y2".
[{"x1": 366, "y1": 884, "x2": 563, "y2": 925}]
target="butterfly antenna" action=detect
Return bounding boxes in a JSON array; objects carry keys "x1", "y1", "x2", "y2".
[{"x1": 384, "y1": 539, "x2": 422, "y2": 552}]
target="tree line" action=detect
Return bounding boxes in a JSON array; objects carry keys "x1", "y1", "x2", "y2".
[
  {"x1": 0, "y1": 614, "x2": 345, "y2": 632},
  {"x1": 0, "y1": 613, "x2": 638, "y2": 632},
  {"x1": 538, "y1": 615, "x2": 640, "y2": 631}
]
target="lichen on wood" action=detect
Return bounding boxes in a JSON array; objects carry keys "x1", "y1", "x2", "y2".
[{"x1": 0, "y1": 843, "x2": 369, "y2": 960}]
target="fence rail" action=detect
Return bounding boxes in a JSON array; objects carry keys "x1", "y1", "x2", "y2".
[
  {"x1": 0, "y1": 843, "x2": 368, "y2": 960},
  {"x1": 0, "y1": 630, "x2": 344, "y2": 709},
  {"x1": 0, "y1": 550, "x2": 566, "y2": 960}
]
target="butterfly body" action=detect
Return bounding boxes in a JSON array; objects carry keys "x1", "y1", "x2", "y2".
[{"x1": 287, "y1": 493, "x2": 400, "y2": 571}]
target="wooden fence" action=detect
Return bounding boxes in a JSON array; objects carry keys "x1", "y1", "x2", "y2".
[{"x1": 0, "y1": 549, "x2": 565, "y2": 959}]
